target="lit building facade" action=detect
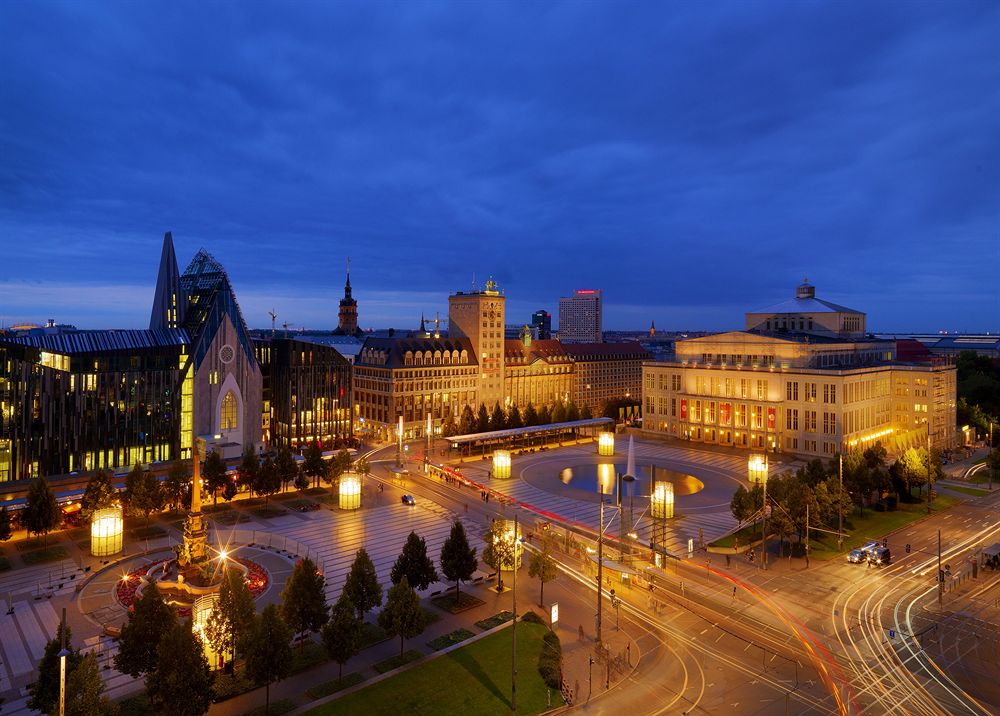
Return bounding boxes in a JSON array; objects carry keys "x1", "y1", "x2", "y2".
[
  {"x1": 449, "y1": 278, "x2": 506, "y2": 408},
  {"x1": 564, "y1": 342, "x2": 648, "y2": 414},
  {"x1": 503, "y1": 336, "x2": 573, "y2": 409},
  {"x1": 256, "y1": 337, "x2": 353, "y2": 451},
  {"x1": 531, "y1": 310, "x2": 552, "y2": 340},
  {"x1": 558, "y1": 289, "x2": 602, "y2": 343},
  {"x1": 0, "y1": 232, "x2": 353, "y2": 482},
  {"x1": 353, "y1": 336, "x2": 478, "y2": 439},
  {"x1": 641, "y1": 284, "x2": 957, "y2": 458}
]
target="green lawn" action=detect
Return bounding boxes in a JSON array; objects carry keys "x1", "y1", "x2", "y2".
[
  {"x1": 808, "y1": 496, "x2": 960, "y2": 561},
  {"x1": 947, "y1": 485, "x2": 990, "y2": 497},
  {"x1": 21, "y1": 546, "x2": 68, "y2": 565},
  {"x1": 970, "y1": 470, "x2": 997, "y2": 485},
  {"x1": 710, "y1": 496, "x2": 962, "y2": 560},
  {"x1": 307, "y1": 621, "x2": 561, "y2": 716}
]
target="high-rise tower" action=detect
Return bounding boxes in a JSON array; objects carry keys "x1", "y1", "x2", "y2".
[{"x1": 448, "y1": 277, "x2": 505, "y2": 408}]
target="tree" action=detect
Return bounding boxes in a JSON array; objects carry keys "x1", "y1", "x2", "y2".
[
  {"x1": 355, "y1": 456, "x2": 371, "y2": 478},
  {"x1": 482, "y1": 518, "x2": 517, "y2": 590},
  {"x1": 537, "y1": 404, "x2": 552, "y2": 425},
  {"x1": 65, "y1": 652, "x2": 115, "y2": 716},
  {"x1": 863, "y1": 442, "x2": 887, "y2": 470},
  {"x1": 580, "y1": 404, "x2": 594, "y2": 420},
  {"x1": 440, "y1": 520, "x2": 477, "y2": 601},
  {"x1": 146, "y1": 619, "x2": 214, "y2": 716},
  {"x1": 23, "y1": 476, "x2": 60, "y2": 544},
  {"x1": 391, "y1": 531, "x2": 439, "y2": 591},
  {"x1": 565, "y1": 400, "x2": 580, "y2": 422},
  {"x1": 129, "y1": 469, "x2": 164, "y2": 527},
  {"x1": 321, "y1": 593, "x2": 362, "y2": 681},
  {"x1": 275, "y1": 447, "x2": 299, "y2": 493},
  {"x1": 0, "y1": 505, "x2": 11, "y2": 542},
  {"x1": 508, "y1": 404, "x2": 524, "y2": 429},
  {"x1": 528, "y1": 546, "x2": 558, "y2": 607},
  {"x1": 202, "y1": 451, "x2": 229, "y2": 506},
  {"x1": 238, "y1": 448, "x2": 260, "y2": 497},
  {"x1": 205, "y1": 568, "x2": 256, "y2": 668},
  {"x1": 522, "y1": 402, "x2": 538, "y2": 427},
  {"x1": 294, "y1": 465, "x2": 310, "y2": 491},
  {"x1": 476, "y1": 403, "x2": 490, "y2": 433},
  {"x1": 458, "y1": 405, "x2": 476, "y2": 435},
  {"x1": 729, "y1": 484, "x2": 762, "y2": 526},
  {"x1": 244, "y1": 605, "x2": 294, "y2": 716},
  {"x1": 115, "y1": 583, "x2": 177, "y2": 677},
  {"x1": 988, "y1": 446, "x2": 1000, "y2": 486},
  {"x1": 302, "y1": 442, "x2": 327, "y2": 489},
  {"x1": 441, "y1": 412, "x2": 459, "y2": 438},
  {"x1": 163, "y1": 461, "x2": 189, "y2": 512},
  {"x1": 378, "y1": 576, "x2": 426, "y2": 656},
  {"x1": 253, "y1": 456, "x2": 282, "y2": 508},
  {"x1": 280, "y1": 557, "x2": 329, "y2": 643},
  {"x1": 331, "y1": 449, "x2": 354, "y2": 484},
  {"x1": 28, "y1": 622, "x2": 82, "y2": 715},
  {"x1": 80, "y1": 469, "x2": 118, "y2": 521},
  {"x1": 825, "y1": 477, "x2": 853, "y2": 529},
  {"x1": 551, "y1": 401, "x2": 567, "y2": 423},
  {"x1": 343, "y1": 548, "x2": 383, "y2": 621},
  {"x1": 490, "y1": 402, "x2": 507, "y2": 431},
  {"x1": 222, "y1": 476, "x2": 238, "y2": 502}
]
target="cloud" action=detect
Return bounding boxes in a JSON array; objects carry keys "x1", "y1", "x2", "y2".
[{"x1": 0, "y1": 0, "x2": 997, "y2": 332}]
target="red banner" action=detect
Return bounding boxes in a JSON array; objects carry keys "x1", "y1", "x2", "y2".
[
  {"x1": 720, "y1": 402, "x2": 731, "y2": 424},
  {"x1": 767, "y1": 407, "x2": 776, "y2": 431},
  {"x1": 680, "y1": 399, "x2": 687, "y2": 420}
]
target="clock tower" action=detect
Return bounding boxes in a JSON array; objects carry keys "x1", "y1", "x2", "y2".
[{"x1": 448, "y1": 277, "x2": 506, "y2": 409}]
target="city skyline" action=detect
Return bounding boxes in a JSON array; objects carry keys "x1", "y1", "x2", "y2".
[{"x1": 1, "y1": 2, "x2": 998, "y2": 333}]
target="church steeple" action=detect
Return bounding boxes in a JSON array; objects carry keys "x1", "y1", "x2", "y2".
[
  {"x1": 337, "y1": 256, "x2": 359, "y2": 335},
  {"x1": 150, "y1": 231, "x2": 186, "y2": 330}
]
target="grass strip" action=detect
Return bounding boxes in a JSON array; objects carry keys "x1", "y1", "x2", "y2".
[{"x1": 373, "y1": 649, "x2": 423, "y2": 674}]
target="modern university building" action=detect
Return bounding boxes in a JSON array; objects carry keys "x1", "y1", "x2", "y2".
[{"x1": 0, "y1": 233, "x2": 352, "y2": 483}]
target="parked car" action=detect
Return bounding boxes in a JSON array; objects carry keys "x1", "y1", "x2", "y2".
[
  {"x1": 860, "y1": 541, "x2": 881, "y2": 556},
  {"x1": 847, "y1": 549, "x2": 867, "y2": 564},
  {"x1": 401, "y1": 494, "x2": 416, "y2": 505},
  {"x1": 868, "y1": 547, "x2": 891, "y2": 566}
]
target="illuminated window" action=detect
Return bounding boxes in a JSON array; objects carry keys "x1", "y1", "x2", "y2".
[{"x1": 221, "y1": 391, "x2": 238, "y2": 431}]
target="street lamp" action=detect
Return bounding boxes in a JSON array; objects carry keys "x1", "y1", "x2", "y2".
[{"x1": 748, "y1": 454, "x2": 769, "y2": 569}]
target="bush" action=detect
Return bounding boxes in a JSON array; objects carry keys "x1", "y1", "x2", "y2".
[
  {"x1": 537, "y1": 630, "x2": 562, "y2": 689},
  {"x1": 520, "y1": 610, "x2": 544, "y2": 625}
]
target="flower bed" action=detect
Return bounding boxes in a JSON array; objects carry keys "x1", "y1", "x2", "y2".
[{"x1": 115, "y1": 556, "x2": 269, "y2": 617}]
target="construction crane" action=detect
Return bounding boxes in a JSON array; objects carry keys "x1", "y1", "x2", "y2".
[
  {"x1": 268, "y1": 309, "x2": 277, "y2": 338},
  {"x1": 282, "y1": 321, "x2": 296, "y2": 338}
]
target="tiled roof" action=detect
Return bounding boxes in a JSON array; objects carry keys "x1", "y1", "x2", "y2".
[
  {"x1": 356, "y1": 336, "x2": 477, "y2": 368},
  {"x1": 561, "y1": 341, "x2": 649, "y2": 360}
]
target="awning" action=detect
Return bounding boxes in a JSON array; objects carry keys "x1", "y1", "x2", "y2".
[
  {"x1": 983, "y1": 543, "x2": 1000, "y2": 559},
  {"x1": 588, "y1": 555, "x2": 640, "y2": 576}
]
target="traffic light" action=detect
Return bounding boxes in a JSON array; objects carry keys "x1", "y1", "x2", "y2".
[
  {"x1": 938, "y1": 570, "x2": 945, "y2": 583},
  {"x1": 905, "y1": 543, "x2": 911, "y2": 554},
  {"x1": 945, "y1": 563, "x2": 951, "y2": 577}
]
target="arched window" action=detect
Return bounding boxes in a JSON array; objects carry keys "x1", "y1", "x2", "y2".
[{"x1": 221, "y1": 391, "x2": 238, "y2": 431}]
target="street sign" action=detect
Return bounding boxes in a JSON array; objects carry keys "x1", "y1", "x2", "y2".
[
  {"x1": 688, "y1": 538, "x2": 694, "y2": 556},
  {"x1": 550, "y1": 602, "x2": 559, "y2": 629},
  {"x1": 889, "y1": 629, "x2": 895, "y2": 639}
]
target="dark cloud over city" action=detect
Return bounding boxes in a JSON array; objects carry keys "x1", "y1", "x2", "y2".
[{"x1": 1, "y1": 1, "x2": 997, "y2": 332}]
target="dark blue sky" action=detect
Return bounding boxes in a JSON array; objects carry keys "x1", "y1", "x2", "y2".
[{"x1": 1, "y1": 1, "x2": 998, "y2": 333}]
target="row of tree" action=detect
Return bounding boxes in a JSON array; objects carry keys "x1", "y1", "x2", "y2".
[
  {"x1": 442, "y1": 400, "x2": 595, "y2": 437},
  {"x1": 729, "y1": 442, "x2": 951, "y2": 555}
]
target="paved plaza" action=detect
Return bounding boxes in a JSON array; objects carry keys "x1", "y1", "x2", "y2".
[
  {"x1": 456, "y1": 440, "x2": 767, "y2": 558},
  {"x1": 0, "y1": 438, "x2": 767, "y2": 714}
]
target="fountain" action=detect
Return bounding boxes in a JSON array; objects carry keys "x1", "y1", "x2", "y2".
[{"x1": 127, "y1": 438, "x2": 240, "y2": 612}]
